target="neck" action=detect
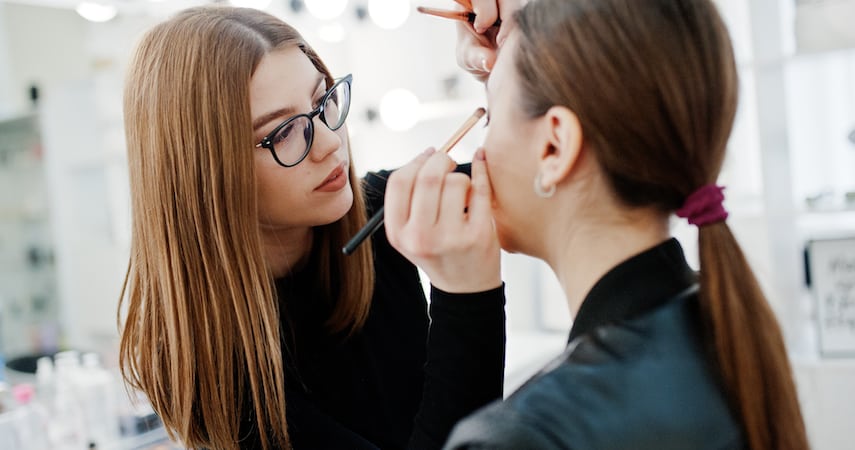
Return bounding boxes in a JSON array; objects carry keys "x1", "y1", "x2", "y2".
[
  {"x1": 540, "y1": 209, "x2": 669, "y2": 320},
  {"x1": 261, "y1": 226, "x2": 314, "y2": 278}
]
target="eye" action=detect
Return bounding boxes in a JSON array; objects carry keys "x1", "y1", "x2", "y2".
[
  {"x1": 272, "y1": 122, "x2": 297, "y2": 144},
  {"x1": 312, "y1": 87, "x2": 327, "y2": 109}
]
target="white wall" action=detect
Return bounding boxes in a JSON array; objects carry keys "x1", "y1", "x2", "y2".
[
  {"x1": 2, "y1": 4, "x2": 89, "y2": 113},
  {"x1": 0, "y1": 3, "x2": 15, "y2": 116}
]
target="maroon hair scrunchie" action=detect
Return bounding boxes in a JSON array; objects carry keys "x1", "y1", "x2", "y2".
[{"x1": 676, "y1": 185, "x2": 728, "y2": 227}]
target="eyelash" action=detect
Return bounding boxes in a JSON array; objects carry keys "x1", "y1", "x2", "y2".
[{"x1": 312, "y1": 84, "x2": 329, "y2": 109}]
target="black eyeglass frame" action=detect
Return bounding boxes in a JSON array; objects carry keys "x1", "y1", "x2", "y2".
[{"x1": 255, "y1": 73, "x2": 353, "y2": 168}]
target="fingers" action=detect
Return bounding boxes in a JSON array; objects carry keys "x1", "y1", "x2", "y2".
[
  {"x1": 438, "y1": 173, "x2": 471, "y2": 226},
  {"x1": 495, "y1": 0, "x2": 525, "y2": 46},
  {"x1": 385, "y1": 149, "x2": 435, "y2": 242},
  {"x1": 457, "y1": 46, "x2": 494, "y2": 82},
  {"x1": 470, "y1": 0, "x2": 499, "y2": 33},
  {"x1": 457, "y1": 0, "x2": 524, "y2": 81},
  {"x1": 494, "y1": 17, "x2": 512, "y2": 48},
  {"x1": 456, "y1": 24, "x2": 496, "y2": 82},
  {"x1": 385, "y1": 148, "x2": 502, "y2": 294},
  {"x1": 408, "y1": 153, "x2": 458, "y2": 226},
  {"x1": 468, "y1": 148, "x2": 494, "y2": 228}
]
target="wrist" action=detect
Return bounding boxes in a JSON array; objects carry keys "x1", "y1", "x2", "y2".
[
  {"x1": 431, "y1": 281, "x2": 504, "y2": 296},
  {"x1": 430, "y1": 276, "x2": 502, "y2": 295}
]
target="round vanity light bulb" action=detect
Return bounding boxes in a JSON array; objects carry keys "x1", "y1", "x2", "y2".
[
  {"x1": 380, "y1": 88, "x2": 421, "y2": 131},
  {"x1": 75, "y1": 2, "x2": 117, "y2": 22},
  {"x1": 228, "y1": 0, "x2": 272, "y2": 10},
  {"x1": 368, "y1": 0, "x2": 410, "y2": 30},
  {"x1": 305, "y1": 0, "x2": 348, "y2": 21}
]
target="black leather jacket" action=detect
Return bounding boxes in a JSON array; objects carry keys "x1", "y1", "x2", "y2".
[{"x1": 444, "y1": 239, "x2": 745, "y2": 449}]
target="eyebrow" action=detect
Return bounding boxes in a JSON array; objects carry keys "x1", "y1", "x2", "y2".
[{"x1": 252, "y1": 74, "x2": 326, "y2": 131}]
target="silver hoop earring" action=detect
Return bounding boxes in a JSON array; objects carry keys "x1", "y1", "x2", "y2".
[{"x1": 533, "y1": 173, "x2": 556, "y2": 198}]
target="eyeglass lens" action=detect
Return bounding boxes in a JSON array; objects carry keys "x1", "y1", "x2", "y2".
[{"x1": 269, "y1": 80, "x2": 350, "y2": 166}]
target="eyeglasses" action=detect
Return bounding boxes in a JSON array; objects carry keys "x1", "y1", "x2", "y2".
[{"x1": 255, "y1": 74, "x2": 352, "y2": 168}]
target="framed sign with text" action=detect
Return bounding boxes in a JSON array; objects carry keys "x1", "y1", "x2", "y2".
[{"x1": 806, "y1": 237, "x2": 855, "y2": 357}]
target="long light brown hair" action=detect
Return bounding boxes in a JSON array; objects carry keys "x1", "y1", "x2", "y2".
[
  {"x1": 119, "y1": 6, "x2": 374, "y2": 449},
  {"x1": 514, "y1": 0, "x2": 808, "y2": 448}
]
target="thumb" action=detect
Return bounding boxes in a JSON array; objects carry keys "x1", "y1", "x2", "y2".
[
  {"x1": 458, "y1": 45, "x2": 496, "y2": 75},
  {"x1": 477, "y1": 50, "x2": 497, "y2": 74},
  {"x1": 457, "y1": 25, "x2": 497, "y2": 75},
  {"x1": 496, "y1": 20, "x2": 514, "y2": 48}
]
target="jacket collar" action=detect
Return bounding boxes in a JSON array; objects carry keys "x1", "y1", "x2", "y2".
[{"x1": 568, "y1": 238, "x2": 698, "y2": 343}]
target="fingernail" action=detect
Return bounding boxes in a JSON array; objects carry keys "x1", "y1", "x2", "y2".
[
  {"x1": 475, "y1": 148, "x2": 486, "y2": 161},
  {"x1": 423, "y1": 148, "x2": 436, "y2": 156}
]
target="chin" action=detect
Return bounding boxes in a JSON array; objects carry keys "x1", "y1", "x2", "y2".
[
  {"x1": 494, "y1": 220, "x2": 519, "y2": 253},
  {"x1": 317, "y1": 185, "x2": 354, "y2": 226}
]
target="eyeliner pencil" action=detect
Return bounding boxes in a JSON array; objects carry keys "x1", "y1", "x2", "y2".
[{"x1": 342, "y1": 107, "x2": 487, "y2": 255}]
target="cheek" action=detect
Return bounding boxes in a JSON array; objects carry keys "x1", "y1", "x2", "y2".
[
  {"x1": 255, "y1": 152, "x2": 280, "y2": 192},
  {"x1": 483, "y1": 115, "x2": 523, "y2": 160},
  {"x1": 254, "y1": 158, "x2": 302, "y2": 215},
  {"x1": 484, "y1": 129, "x2": 524, "y2": 196},
  {"x1": 254, "y1": 155, "x2": 273, "y2": 205},
  {"x1": 483, "y1": 128, "x2": 534, "y2": 253},
  {"x1": 254, "y1": 178, "x2": 275, "y2": 219}
]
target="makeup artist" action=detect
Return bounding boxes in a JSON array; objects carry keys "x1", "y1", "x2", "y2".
[
  {"x1": 385, "y1": 0, "x2": 810, "y2": 449},
  {"x1": 117, "y1": 5, "x2": 515, "y2": 450}
]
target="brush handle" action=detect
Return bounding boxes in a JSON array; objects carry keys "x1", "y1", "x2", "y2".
[
  {"x1": 417, "y1": 6, "x2": 501, "y2": 27},
  {"x1": 342, "y1": 206, "x2": 386, "y2": 255}
]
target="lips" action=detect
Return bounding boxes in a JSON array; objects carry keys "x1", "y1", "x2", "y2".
[{"x1": 315, "y1": 162, "x2": 347, "y2": 191}]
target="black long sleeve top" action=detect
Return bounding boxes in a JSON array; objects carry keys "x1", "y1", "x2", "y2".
[
  {"x1": 443, "y1": 238, "x2": 744, "y2": 449},
  {"x1": 240, "y1": 168, "x2": 506, "y2": 450}
]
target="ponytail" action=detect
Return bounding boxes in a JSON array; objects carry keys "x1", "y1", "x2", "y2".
[{"x1": 698, "y1": 223, "x2": 809, "y2": 449}]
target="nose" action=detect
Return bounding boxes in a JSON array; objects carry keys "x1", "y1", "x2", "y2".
[{"x1": 308, "y1": 115, "x2": 343, "y2": 162}]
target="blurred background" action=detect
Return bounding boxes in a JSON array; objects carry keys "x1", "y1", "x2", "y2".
[{"x1": 0, "y1": 0, "x2": 853, "y2": 448}]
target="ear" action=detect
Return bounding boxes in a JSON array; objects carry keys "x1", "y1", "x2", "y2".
[{"x1": 536, "y1": 106, "x2": 583, "y2": 188}]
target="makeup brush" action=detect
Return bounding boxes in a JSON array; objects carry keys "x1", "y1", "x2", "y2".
[
  {"x1": 342, "y1": 107, "x2": 487, "y2": 255},
  {"x1": 417, "y1": 6, "x2": 502, "y2": 28}
]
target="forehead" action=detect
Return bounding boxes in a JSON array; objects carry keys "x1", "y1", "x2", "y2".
[{"x1": 249, "y1": 46, "x2": 323, "y2": 117}]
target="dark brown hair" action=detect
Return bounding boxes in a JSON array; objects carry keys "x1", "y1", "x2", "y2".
[
  {"x1": 514, "y1": 0, "x2": 808, "y2": 448},
  {"x1": 119, "y1": 6, "x2": 374, "y2": 449}
]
